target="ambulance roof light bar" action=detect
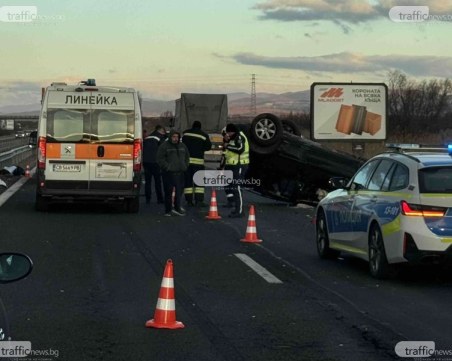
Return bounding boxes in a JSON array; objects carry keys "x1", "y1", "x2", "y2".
[{"x1": 79, "y1": 79, "x2": 96, "y2": 86}]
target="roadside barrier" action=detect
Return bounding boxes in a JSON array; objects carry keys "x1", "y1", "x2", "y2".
[{"x1": 145, "y1": 259, "x2": 184, "y2": 329}]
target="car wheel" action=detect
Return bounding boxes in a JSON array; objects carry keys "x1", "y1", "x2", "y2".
[
  {"x1": 368, "y1": 224, "x2": 393, "y2": 279},
  {"x1": 250, "y1": 113, "x2": 283, "y2": 147},
  {"x1": 316, "y1": 211, "x2": 339, "y2": 259},
  {"x1": 126, "y1": 197, "x2": 139, "y2": 213},
  {"x1": 35, "y1": 193, "x2": 49, "y2": 212},
  {"x1": 282, "y1": 119, "x2": 302, "y2": 136}
]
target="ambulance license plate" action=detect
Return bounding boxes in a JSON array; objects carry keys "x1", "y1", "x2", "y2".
[{"x1": 53, "y1": 164, "x2": 81, "y2": 172}]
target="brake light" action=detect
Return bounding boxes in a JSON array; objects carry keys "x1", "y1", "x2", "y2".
[
  {"x1": 38, "y1": 136, "x2": 46, "y2": 169},
  {"x1": 133, "y1": 139, "x2": 142, "y2": 172},
  {"x1": 400, "y1": 201, "x2": 446, "y2": 217}
]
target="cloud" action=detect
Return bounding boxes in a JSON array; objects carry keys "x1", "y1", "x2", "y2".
[
  {"x1": 231, "y1": 52, "x2": 452, "y2": 77},
  {"x1": 253, "y1": 0, "x2": 452, "y2": 31}
]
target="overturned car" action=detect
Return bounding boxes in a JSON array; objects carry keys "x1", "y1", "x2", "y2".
[{"x1": 238, "y1": 113, "x2": 365, "y2": 204}]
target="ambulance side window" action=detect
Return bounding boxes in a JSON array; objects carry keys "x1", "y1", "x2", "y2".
[
  {"x1": 92, "y1": 110, "x2": 134, "y2": 143},
  {"x1": 46, "y1": 109, "x2": 88, "y2": 142}
]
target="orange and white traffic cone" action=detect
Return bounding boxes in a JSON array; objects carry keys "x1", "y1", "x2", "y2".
[
  {"x1": 145, "y1": 259, "x2": 184, "y2": 329},
  {"x1": 25, "y1": 165, "x2": 30, "y2": 178},
  {"x1": 240, "y1": 205, "x2": 262, "y2": 243},
  {"x1": 205, "y1": 189, "x2": 221, "y2": 220}
]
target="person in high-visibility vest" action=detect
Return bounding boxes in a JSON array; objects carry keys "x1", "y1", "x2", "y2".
[
  {"x1": 182, "y1": 121, "x2": 212, "y2": 207},
  {"x1": 224, "y1": 123, "x2": 249, "y2": 218}
]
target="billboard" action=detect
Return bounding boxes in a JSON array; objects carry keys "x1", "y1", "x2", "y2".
[
  {"x1": 6, "y1": 119, "x2": 14, "y2": 130},
  {"x1": 310, "y1": 82, "x2": 387, "y2": 141}
]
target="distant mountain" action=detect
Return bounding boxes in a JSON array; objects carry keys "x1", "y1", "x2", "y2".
[
  {"x1": 141, "y1": 99, "x2": 175, "y2": 116},
  {"x1": 0, "y1": 103, "x2": 40, "y2": 115},
  {"x1": 228, "y1": 90, "x2": 310, "y2": 115},
  {"x1": 0, "y1": 90, "x2": 311, "y2": 117}
]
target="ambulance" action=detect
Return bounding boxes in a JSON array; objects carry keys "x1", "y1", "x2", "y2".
[{"x1": 35, "y1": 79, "x2": 143, "y2": 212}]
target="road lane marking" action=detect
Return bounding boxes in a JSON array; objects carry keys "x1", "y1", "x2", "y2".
[
  {"x1": 234, "y1": 253, "x2": 283, "y2": 284},
  {"x1": 0, "y1": 167, "x2": 35, "y2": 207}
]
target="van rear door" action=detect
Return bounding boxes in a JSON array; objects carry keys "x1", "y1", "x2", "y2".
[{"x1": 88, "y1": 93, "x2": 135, "y2": 192}]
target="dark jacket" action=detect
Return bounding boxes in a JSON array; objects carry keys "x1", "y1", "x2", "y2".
[
  {"x1": 182, "y1": 127, "x2": 212, "y2": 163},
  {"x1": 157, "y1": 131, "x2": 190, "y2": 173},
  {"x1": 143, "y1": 130, "x2": 165, "y2": 163}
]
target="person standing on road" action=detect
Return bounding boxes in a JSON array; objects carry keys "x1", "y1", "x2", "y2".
[
  {"x1": 143, "y1": 125, "x2": 166, "y2": 205},
  {"x1": 182, "y1": 121, "x2": 212, "y2": 207},
  {"x1": 223, "y1": 123, "x2": 250, "y2": 218},
  {"x1": 157, "y1": 130, "x2": 190, "y2": 216}
]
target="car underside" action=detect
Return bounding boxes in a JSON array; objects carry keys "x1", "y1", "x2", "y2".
[{"x1": 238, "y1": 113, "x2": 365, "y2": 204}]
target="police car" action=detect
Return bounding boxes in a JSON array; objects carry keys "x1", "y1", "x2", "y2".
[{"x1": 315, "y1": 144, "x2": 452, "y2": 279}]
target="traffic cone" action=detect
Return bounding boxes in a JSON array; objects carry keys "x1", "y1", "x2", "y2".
[
  {"x1": 240, "y1": 205, "x2": 262, "y2": 243},
  {"x1": 146, "y1": 259, "x2": 184, "y2": 329},
  {"x1": 205, "y1": 189, "x2": 221, "y2": 220},
  {"x1": 24, "y1": 165, "x2": 30, "y2": 178}
]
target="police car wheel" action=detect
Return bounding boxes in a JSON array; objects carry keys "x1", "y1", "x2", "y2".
[
  {"x1": 316, "y1": 211, "x2": 339, "y2": 259},
  {"x1": 368, "y1": 224, "x2": 393, "y2": 279}
]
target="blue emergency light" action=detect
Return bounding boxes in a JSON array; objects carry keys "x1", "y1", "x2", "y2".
[
  {"x1": 80, "y1": 79, "x2": 96, "y2": 86},
  {"x1": 448, "y1": 144, "x2": 452, "y2": 156}
]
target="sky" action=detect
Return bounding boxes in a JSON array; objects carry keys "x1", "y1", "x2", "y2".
[{"x1": 1, "y1": 0, "x2": 452, "y2": 106}]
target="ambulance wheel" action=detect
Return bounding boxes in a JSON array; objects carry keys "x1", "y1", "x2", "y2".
[
  {"x1": 35, "y1": 193, "x2": 49, "y2": 212},
  {"x1": 126, "y1": 197, "x2": 139, "y2": 213}
]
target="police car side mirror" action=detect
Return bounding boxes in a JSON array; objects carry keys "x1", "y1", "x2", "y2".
[{"x1": 0, "y1": 253, "x2": 33, "y2": 284}]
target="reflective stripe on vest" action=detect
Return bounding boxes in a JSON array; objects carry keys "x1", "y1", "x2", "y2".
[
  {"x1": 183, "y1": 132, "x2": 207, "y2": 141},
  {"x1": 189, "y1": 157, "x2": 204, "y2": 165},
  {"x1": 225, "y1": 131, "x2": 249, "y2": 165},
  {"x1": 145, "y1": 135, "x2": 161, "y2": 142}
]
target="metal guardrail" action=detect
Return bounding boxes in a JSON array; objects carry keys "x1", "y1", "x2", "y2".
[{"x1": 0, "y1": 145, "x2": 34, "y2": 169}]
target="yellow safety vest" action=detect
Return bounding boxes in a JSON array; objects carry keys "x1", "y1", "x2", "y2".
[{"x1": 225, "y1": 131, "x2": 250, "y2": 165}]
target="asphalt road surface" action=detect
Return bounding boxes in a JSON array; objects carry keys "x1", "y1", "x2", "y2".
[{"x1": 0, "y1": 175, "x2": 451, "y2": 361}]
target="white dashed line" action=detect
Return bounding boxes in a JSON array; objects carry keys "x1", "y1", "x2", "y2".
[
  {"x1": 0, "y1": 167, "x2": 35, "y2": 207},
  {"x1": 234, "y1": 253, "x2": 283, "y2": 284}
]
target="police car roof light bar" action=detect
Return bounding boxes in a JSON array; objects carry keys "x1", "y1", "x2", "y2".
[{"x1": 385, "y1": 143, "x2": 451, "y2": 155}]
